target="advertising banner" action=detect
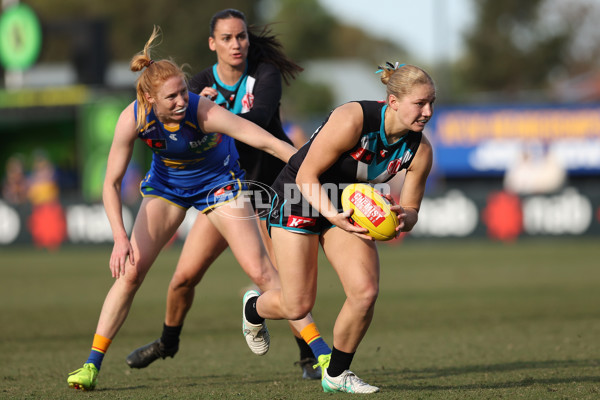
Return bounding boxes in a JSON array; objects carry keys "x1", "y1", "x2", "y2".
[
  {"x1": 427, "y1": 104, "x2": 600, "y2": 177},
  {"x1": 1, "y1": 185, "x2": 599, "y2": 247}
]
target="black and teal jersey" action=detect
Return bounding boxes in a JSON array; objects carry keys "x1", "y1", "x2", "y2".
[
  {"x1": 283, "y1": 100, "x2": 422, "y2": 186},
  {"x1": 189, "y1": 61, "x2": 292, "y2": 185},
  {"x1": 270, "y1": 100, "x2": 423, "y2": 221},
  {"x1": 134, "y1": 92, "x2": 240, "y2": 189}
]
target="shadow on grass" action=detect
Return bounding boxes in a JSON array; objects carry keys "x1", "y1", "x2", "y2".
[
  {"x1": 386, "y1": 376, "x2": 600, "y2": 392},
  {"x1": 402, "y1": 359, "x2": 600, "y2": 378},
  {"x1": 94, "y1": 373, "x2": 296, "y2": 392},
  {"x1": 88, "y1": 385, "x2": 150, "y2": 392},
  {"x1": 378, "y1": 359, "x2": 600, "y2": 391}
]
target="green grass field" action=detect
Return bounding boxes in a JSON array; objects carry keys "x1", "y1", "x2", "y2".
[{"x1": 1, "y1": 238, "x2": 599, "y2": 399}]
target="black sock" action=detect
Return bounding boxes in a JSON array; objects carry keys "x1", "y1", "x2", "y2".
[
  {"x1": 327, "y1": 346, "x2": 355, "y2": 377},
  {"x1": 295, "y1": 335, "x2": 314, "y2": 360},
  {"x1": 244, "y1": 296, "x2": 264, "y2": 324},
  {"x1": 160, "y1": 323, "x2": 182, "y2": 348}
]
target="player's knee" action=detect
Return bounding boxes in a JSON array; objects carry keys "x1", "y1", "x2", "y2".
[
  {"x1": 349, "y1": 285, "x2": 379, "y2": 312},
  {"x1": 119, "y1": 268, "x2": 146, "y2": 289},
  {"x1": 282, "y1": 298, "x2": 313, "y2": 320},
  {"x1": 169, "y1": 273, "x2": 195, "y2": 291},
  {"x1": 247, "y1": 268, "x2": 277, "y2": 291},
  {"x1": 285, "y1": 307, "x2": 310, "y2": 321}
]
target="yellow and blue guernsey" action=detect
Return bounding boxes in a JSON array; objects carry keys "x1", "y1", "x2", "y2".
[{"x1": 136, "y1": 92, "x2": 245, "y2": 212}]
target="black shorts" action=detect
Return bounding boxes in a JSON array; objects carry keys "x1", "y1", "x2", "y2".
[
  {"x1": 266, "y1": 192, "x2": 333, "y2": 235},
  {"x1": 237, "y1": 144, "x2": 287, "y2": 219}
]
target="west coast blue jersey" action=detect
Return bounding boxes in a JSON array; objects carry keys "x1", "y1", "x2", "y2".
[{"x1": 135, "y1": 92, "x2": 240, "y2": 189}]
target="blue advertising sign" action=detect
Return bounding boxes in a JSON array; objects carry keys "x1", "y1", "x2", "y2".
[{"x1": 426, "y1": 104, "x2": 600, "y2": 177}]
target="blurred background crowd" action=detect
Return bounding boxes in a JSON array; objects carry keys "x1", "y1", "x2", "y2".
[{"x1": 1, "y1": 0, "x2": 600, "y2": 248}]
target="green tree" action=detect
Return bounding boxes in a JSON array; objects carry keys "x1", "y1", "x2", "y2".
[
  {"x1": 263, "y1": 0, "x2": 336, "y2": 62},
  {"x1": 267, "y1": 0, "x2": 406, "y2": 64},
  {"x1": 17, "y1": 0, "x2": 406, "y2": 116},
  {"x1": 25, "y1": 0, "x2": 260, "y2": 71},
  {"x1": 263, "y1": 0, "x2": 407, "y2": 116},
  {"x1": 455, "y1": 0, "x2": 598, "y2": 102}
]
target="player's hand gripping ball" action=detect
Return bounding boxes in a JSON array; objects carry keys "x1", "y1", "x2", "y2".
[{"x1": 341, "y1": 183, "x2": 399, "y2": 241}]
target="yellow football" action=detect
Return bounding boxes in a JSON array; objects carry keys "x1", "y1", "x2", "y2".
[{"x1": 340, "y1": 183, "x2": 398, "y2": 241}]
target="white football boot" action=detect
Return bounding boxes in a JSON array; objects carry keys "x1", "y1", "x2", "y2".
[
  {"x1": 242, "y1": 290, "x2": 270, "y2": 355},
  {"x1": 322, "y1": 368, "x2": 380, "y2": 394}
]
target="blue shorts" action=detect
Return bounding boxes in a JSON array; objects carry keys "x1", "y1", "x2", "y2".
[{"x1": 140, "y1": 168, "x2": 246, "y2": 213}]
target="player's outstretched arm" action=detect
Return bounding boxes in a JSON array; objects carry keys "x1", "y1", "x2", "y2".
[{"x1": 197, "y1": 97, "x2": 296, "y2": 163}]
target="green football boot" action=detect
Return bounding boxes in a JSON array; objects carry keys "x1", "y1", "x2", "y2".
[
  {"x1": 313, "y1": 353, "x2": 331, "y2": 379},
  {"x1": 67, "y1": 363, "x2": 98, "y2": 391}
]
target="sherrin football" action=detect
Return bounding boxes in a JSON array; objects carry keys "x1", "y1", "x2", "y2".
[{"x1": 340, "y1": 183, "x2": 399, "y2": 241}]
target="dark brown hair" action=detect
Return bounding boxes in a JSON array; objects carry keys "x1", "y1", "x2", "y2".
[{"x1": 209, "y1": 9, "x2": 303, "y2": 85}]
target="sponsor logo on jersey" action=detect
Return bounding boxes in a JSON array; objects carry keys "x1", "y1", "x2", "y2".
[
  {"x1": 349, "y1": 191, "x2": 386, "y2": 227},
  {"x1": 386, "y1": 151, "x2": 414, "y2": 174},
  {"x1": 401, "y1": 150, "x2": 414, "y2": 165},
  {"x1": 271, "y1": 208, "x2": 280, "y2": 219},
  {"x1": 376, "y1": 138, "x2": 395, "y2": 164},
  {"x1": 350, "y1": 147, "x2": 375, "y2": 164},
  {"x1": 214, "y1": 184, "x2": 234, "y2": 197},
  {"x1": 144, "y1": 139, "x2": 166, "y2": 149},
  {"x1": 140, "y1": 123, "x2": 157, "y2": 135},
  {"x1": 189, "y1": 133, "x2": 222, "y2": 152},
  {"x1": 286, "y1": 215, "x2": 316, "y2": 228},
  {"x1": 242, "y1": 93, "x2": 254, "y2": 111},
  {"x1": 387, "y1": 159, "x2": 402, "y2": 174}
]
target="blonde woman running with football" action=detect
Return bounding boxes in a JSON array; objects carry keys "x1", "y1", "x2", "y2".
[{"x1": 241, "y1": 63, "x2": 435, "y2": 393}]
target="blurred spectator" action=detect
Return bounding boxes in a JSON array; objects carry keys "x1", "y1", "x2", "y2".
[
  {"x1": 504, "y1": 144, "x2": 566, "y2": 195},
  {"x1": 27, "y1": 150, "x2": 60, "y2": 205},
  {"x1": 2, "y1": 154, "x2": 28, "y2": 205},
  {"x1": 26, "y1": 149, "x2": 67, "y2": 250}
]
